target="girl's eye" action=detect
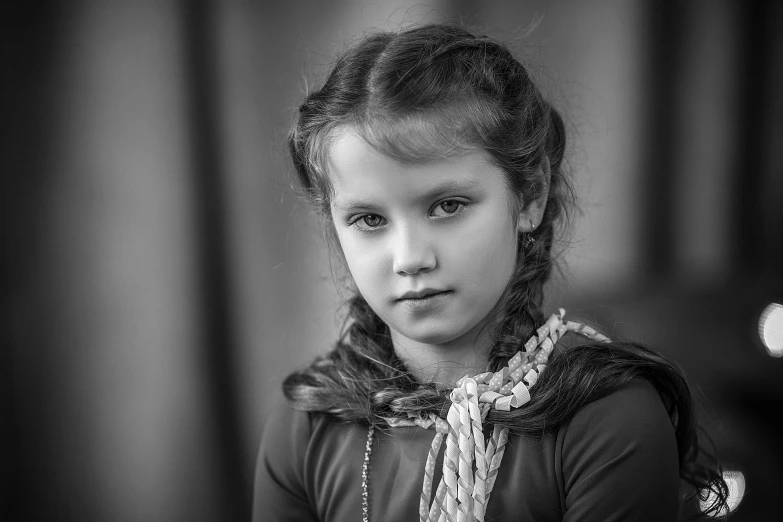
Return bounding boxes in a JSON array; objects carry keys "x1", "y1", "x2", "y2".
[
  {"x1": 432, "y1": 199, "x2": 465, "y2": 217},
  {"x1": 350, "y1": 213, "x2": 387, "y2": 231},
  {"x1": 363, "y1": 214, "x2": 383, "y2": 227}
]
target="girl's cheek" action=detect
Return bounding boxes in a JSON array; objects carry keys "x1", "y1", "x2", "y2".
[
  {"x1": 341, "y1": 238, "x2": 383, "y2": 274},
  {"x1": 334, "y1": 232, "x2": 364, "y2": 274}
]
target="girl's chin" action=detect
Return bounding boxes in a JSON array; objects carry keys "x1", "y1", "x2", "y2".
[
  {"x1": 400, "y1": 332, "x2": 456, "y2": 346},
  {"x1": 389, "y1": 319, "x2": 475, "y2": 346}
]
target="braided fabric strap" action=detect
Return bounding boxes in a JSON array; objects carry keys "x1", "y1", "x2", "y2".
[{"x1": 407, "y1": 309, "x2": 610, "y2": 522}]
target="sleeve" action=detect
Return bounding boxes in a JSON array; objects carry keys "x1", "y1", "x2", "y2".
[
  {"x1": 559, "y1": 378, "x2": 680, "y2": 522},
  {"x1": 253, "y1": 397, "x2": 318, "y2": 522}
]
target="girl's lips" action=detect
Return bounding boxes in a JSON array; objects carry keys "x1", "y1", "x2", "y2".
[
  {"x1": 397, "y1": 290, "x2": 452, "y2": 312},
  {"x1": 397, "y1": 287, "x2": 449, "y2": 300}
]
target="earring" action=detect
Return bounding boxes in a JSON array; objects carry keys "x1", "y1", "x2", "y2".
[{"x1": 524, "y1": 220, "x2": 536, "y2": 249}]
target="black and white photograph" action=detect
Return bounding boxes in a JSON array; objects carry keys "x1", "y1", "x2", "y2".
[{"x1": 6, "y1": 1, "x2": 783, "y2": 521}]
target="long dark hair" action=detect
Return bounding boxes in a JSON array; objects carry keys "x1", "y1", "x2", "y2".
[{"x1": 284, "y1": 24, "x2": 728, "y2": 516}]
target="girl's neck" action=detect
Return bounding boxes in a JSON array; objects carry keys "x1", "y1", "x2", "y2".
[{"x1": 390, "y1": 328, "x2": 490, "y2": 389}]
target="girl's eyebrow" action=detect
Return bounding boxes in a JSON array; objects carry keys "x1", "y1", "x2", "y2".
[
  {"x1": 419, "y1": 179, "x2": 482, "y2": 202},
  {"x1": 332, "y1": 179, "x2": 482, "y2": 214}
]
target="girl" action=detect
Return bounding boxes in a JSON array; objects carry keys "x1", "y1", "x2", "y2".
[{"x1": 254, "y1": 24, "x2": 728, "y2": 521}]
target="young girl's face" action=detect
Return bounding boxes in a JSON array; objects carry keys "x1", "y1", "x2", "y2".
[{"x1": 328, "y1": 130, "x2": 521, "y2": 348}]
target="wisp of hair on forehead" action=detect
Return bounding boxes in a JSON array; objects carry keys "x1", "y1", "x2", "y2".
[{"x1": 354, "y1": 103, "x2": 495, "y2": 165}]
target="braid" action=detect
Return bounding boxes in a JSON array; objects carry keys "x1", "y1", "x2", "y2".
[
  {"x1": 488, "y1": 106, "x2": 569, "y2": 371},
  {"x1": 487, "y1": 237, "x2": 549, "y2": 371},
  {"x1": 284, "y1": 293, "x2": 452, "y2": 426}
]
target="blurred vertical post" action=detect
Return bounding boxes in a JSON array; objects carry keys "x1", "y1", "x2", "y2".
[
  {"x1": 733, "y1": 0, "x2": 783, "y2": 277},
  {"x1": 638, "y1": 0, "x2": 682, "y2": 280},
  {"x1": 8, "y1": 1, "x2": 240, "y2": 520},
  {"x1": 181, "y1": 0, "x2": 249, "y2": 518}
]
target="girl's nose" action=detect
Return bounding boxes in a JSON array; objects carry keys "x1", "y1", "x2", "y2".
[{"x1": 392, "y1": 225, "x2": 437, "y2": 276}]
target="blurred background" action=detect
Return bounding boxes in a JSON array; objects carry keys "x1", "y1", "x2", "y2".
[{"x1": 5, "y1": 0, "x2": 782, "y2": 520}]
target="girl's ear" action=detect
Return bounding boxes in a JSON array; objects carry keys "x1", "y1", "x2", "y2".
[{"x1": 517, "y1": 156, "x2": 551, "y2": 233}]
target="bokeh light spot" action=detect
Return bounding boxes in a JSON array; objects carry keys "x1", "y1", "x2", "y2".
[
  {"x1": 701, "y1": 470, "x2": 746, "y2": 517},
  {"x1": 759, "y1": 303, "x2": 783, "y2": 357}
]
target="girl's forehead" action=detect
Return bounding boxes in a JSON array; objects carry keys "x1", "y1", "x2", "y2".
[
  {"x1": 327, "y1": 130, "x2": 509, "y2": 208},
  {"x1": 327, "y1": 129, "x2": 494, "y2": 182}
]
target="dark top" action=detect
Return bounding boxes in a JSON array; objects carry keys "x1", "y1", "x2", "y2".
[{"x1": 254, "y1": 379, "x2": 680, "y2": 521}]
